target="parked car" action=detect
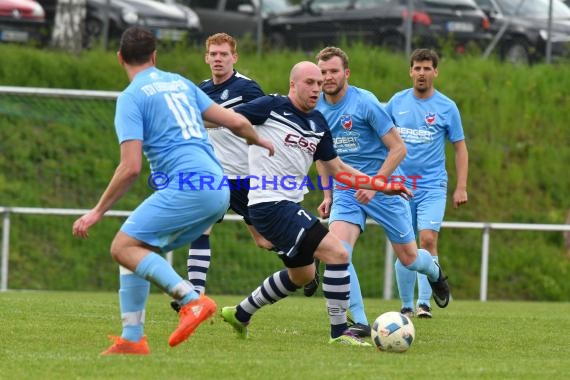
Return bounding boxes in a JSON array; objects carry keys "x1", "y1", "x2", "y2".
[
  {"x1": 0, "y1": 0, "x2": 45, "y2": 43},
  {"x1": 38, "y1": 0, "x2": 201, "y2": 48},
  {"x1": 183, "y1": 0, "x2": 294, "y2": 39},
  {"x1": 265, "y1": 0, "x2": 491, "y2": 52},
  {"x1": 474, "y1": 0, "x2": 570, "y2": 64}
]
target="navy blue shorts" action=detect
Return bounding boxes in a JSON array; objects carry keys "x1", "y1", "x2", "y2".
[
  {"x1": 227, "y1": 178, "x2": 251, "y2": 225},
  {"x1": 249, "y1": 200, "x2": 320, "y2": 262}
]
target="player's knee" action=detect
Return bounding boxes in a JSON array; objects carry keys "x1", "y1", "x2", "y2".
[
  {"x1": 420, "y1": 236, "x2": 437, "y2": 252},
  {"x1": 109, "y1": 238, "x2": 122, "y2": 262},
  {"x1": 332, "y1": 245, "x2": 349, "y2": 263},
  {"x1": 393, "y1": 243, "x2": 418, "y2": 266},
  {"x1": 419, "y1": 231, "x2": 438, "y2": 252},
  {"x1": 317, "y1": 243, "x2": 348, "y2": 264},
  {"x1": 109, "y1": 232, "x2": 132, "y2": 263},
  {"x1": 288, "y1": 267, "x2": 314, "y2": 287}
]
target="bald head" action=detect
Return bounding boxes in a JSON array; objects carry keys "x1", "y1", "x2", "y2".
[
  {"x1": 290, "y1": 61, "x2": 321, "y2": 82},
  {"x1": 288, "y1": 61, "x2": 323, "y2": 113}
]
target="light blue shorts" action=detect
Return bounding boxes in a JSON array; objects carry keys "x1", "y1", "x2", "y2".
[
  {"x1": 329, "y1": 188, "x2": 415, "y2": 244},
  {"x1": 121, "y1": 186, "x2": 229, "y2": 253},
  {"x1": 409, "y1": 188, "x2": 447, "y2": 232}
]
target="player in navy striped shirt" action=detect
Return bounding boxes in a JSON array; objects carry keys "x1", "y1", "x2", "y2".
[{"x1": 220, "y1": 61, "x2": 412, "y2": 346}]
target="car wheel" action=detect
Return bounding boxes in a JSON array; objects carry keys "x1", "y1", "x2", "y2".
[{"x1": 503, "y1": 40, "x2": 530, "y2": 65}]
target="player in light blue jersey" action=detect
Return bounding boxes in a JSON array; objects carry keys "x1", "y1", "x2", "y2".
[
  {"x1": 72, "y1": 26, "x2": 273, "y2": 355},
  {"x1": 315, "y1": 47, "x2": 451, "y2": 337},
  {"x1": 220, "y1": 61, "x2": 413, "y2": 347},
  {"x1": 170, "y1": 33, "x2": 272, "y2": 314},
  {"x1": 386, "y1": 49, "x2": 468, "y2": 319}
]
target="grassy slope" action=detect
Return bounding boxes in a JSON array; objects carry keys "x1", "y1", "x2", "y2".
[{"x1": 0, "y1": 43, "x2": 569, "y2": 300}]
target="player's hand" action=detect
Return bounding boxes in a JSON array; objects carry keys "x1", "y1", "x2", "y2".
[
  {"x1": 317, "y1": 198, "x2": 332, "y2": 219},
  {"x1": 248, "y1": 137, "x2": 275, "y2": 156},
  {"x1": 453, "y1": 188, "x2": 468, "y2": 208},
  {"x1": 379, "y1": 182, "x2": 414, "y2": 200},
  {"x1": 72, "y1": 209, "x2": 104, "y2": 239},
  {"x1": 355, "y1": 189, "x2": 376, "y2": 204}
]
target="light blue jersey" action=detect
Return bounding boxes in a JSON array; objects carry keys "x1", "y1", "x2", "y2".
[
  {"x1": 386, "y1": 88, "x2": 464, "y2": 190},
  {"x1": 115, "y1": 66, "x2": 223, "y2": 181},
  {"x1": 316, "y1": 86, "x2": 400, "y2": 176},
  {"x1": 317, "y1": 85, "x2": 413, "y2": 244},
  {"x1": 116, "y1": 67, "x2": 229, "y2": 252}
]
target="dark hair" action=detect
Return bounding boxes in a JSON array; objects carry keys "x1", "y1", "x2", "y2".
[
  {"x1": 119, "y1": 26, "x2": 156, "y2": 65},
  {"x1": 315, "y1": 46, "x2": 349, "y2": 69},
  {"x1": 410, "y1": 48, "x2": 439, "y2": 69}
]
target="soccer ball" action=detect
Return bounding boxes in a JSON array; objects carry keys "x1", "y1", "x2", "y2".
[{"x1": 371, "y1": 311, "x2": 415, "y2": 352}]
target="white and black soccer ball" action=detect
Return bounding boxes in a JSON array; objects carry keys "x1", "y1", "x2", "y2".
[{"x1": 371, "y1": 311, "x2": 415, "y2": 352}]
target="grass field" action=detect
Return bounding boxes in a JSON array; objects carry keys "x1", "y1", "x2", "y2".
[{"x1": 1, "y1": 291, "x2": 569, "y2": 380}]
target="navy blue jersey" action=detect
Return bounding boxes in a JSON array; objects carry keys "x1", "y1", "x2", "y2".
[
  {"x1": 199, "y1": 70, "x2": 264, "y2": 107},
  {"x1": 235, "y1": 95, "x2": 337, "y2": 204},
  {"x1": 199, "y1": 70, "x2": 265, "y2": 177}
]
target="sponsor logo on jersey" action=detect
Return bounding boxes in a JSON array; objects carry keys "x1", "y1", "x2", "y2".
[
  {"x1": 284, "y1": 133, "x2": 317, "y2": 154},
  {"x1": 340, "y1": 114, "x2": 353, "y2": 131},
  {"x1": 396, "y1": 126, "x2": 434, "y2": 143},
  {"x1": 309, "y1": 120, "x2": 317, "y2": 132}
]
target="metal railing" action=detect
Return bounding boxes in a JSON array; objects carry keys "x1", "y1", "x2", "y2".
[{"x1": 2, "y1": 206, "x2": 569, "y2": 300}]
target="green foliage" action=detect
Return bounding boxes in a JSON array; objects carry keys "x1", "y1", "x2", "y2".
[
  {"x1": 0, "y1": 44, "x2": 569, "y2": 300},
  {"x1": 0, "y1": 292, "x2": 569, "y2": 379}
]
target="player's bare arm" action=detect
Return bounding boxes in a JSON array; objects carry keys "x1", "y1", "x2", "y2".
[
  {"x1": 72, "y1": 139, "x2": 143, "y2": 238},
  {"x1": 202, "y1": 120, "x2": 219, "y2": 129},
  {"x1": 354, "y1": 127, "x2": 408, "y2": 203},
  {"x1": 453, "y1": 139, "x2": 469, "y2": 208},
  {"x1": 315, "y1": 161, "x2": 332, "y2": 218},
  {"x1": 376, "y1": 127, "x2": 407, "y2": 178},
  {"x1": 318, "y1": 157, "x2": 413, "y2": 199},
  {"x1": 202, "y1": 103, "x2": 274, "y2": 156}
]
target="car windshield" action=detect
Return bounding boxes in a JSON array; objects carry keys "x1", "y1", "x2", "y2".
[
  {"x1": 422, "y1": 0, "x2": 478, "y2": 7},
  {"x1": 308, "y1": 0, "x2": 349, "y2": 11},
  {"x1": 356, "y1": 0, "x2": 392, "y2": 8},
  {"x1": 261, "y1": 0, "x2": 294, "y2": 13},
  {"x1": 495, "y1": 0, "x2": 570, "y2": 18}
]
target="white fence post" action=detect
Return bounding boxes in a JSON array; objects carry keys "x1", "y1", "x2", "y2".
[
  {"x1": 1, "y1": 211, "x2": 10, "y2": 292},
  {"x1": 383, "y1": 240, "x2": 394, "y2": 300},
  {"x1": 480, "y1": 225, "x2": 491, "y2": 302}
]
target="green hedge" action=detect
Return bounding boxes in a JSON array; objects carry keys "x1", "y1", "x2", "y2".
[{"x1": 1, "y1": 43, "x2": 569, "y2": 300}]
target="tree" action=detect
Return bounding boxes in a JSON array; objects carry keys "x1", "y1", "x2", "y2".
[{"x1": 51, "y1": 0, "x2": 86, "y2": 53}]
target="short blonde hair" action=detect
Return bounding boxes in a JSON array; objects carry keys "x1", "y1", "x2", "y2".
[{"x1": 315, "y1": 46, "x2": 349, "y2": 69}]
